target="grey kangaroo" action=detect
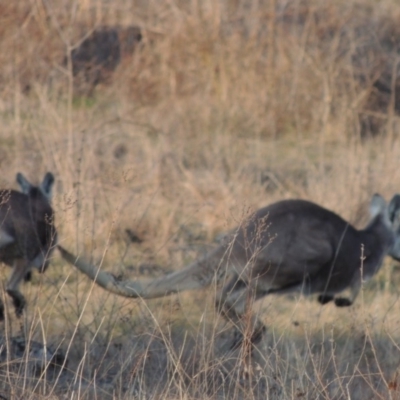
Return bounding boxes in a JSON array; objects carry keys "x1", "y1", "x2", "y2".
[
  {"x1": 58, "y1": 193, "x2": 400, "y2": 347},
  {"x1": 0, "y1": 173, "x2": 57, "y2": 319}
]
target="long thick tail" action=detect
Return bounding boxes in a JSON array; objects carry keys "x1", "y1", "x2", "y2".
[{"x1": 57, "y1": 245, "x2": 221, "y2": 299}]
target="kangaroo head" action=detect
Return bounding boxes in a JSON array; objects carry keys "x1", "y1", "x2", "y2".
[
  {"x1": 16, "y1": 172, "x2": 54, "y2": 202},
  {"x1": 372, "y1": 193, "x2": 400, "y2": 261},
  {"x1": 366, "y1": 194, "x2": 400, "y2": 261}
]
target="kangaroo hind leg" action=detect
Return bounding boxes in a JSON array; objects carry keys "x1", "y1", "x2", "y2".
[
  {"x1": 216, "y1": 276, "x2": 267, "y2": 349},
  {"x1": 6, "y1": 259, "x2": 28, "y2": 317}
]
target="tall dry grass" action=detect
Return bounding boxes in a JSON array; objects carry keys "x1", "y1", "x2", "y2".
[{"x1": 1, "y1": 0, "x2": 400, "y2": 398}]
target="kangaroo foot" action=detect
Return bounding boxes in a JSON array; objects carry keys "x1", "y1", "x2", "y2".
[
  {"x1": 334, "y1": 297, "x2": 353, "y2": 307},
  {"x1": 318, "y1": 294, "x2": 334, "y2": 305},
  {"x1": 7, "y1": 290, "x2": 26, "y2": 318}
]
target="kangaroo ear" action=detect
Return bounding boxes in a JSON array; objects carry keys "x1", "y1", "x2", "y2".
[
  {"x1": 388, "y1": 194, "x2": 400, "y2": 223},
  {"x1": 40, "y1": 172, "x2": 55, "y2": 200},
  {"x1": 369, "y1": 194, "x2": 387, "y2": 219},
  {"x1": 16, "y1": 173, "x2": 32, "y2": 194}
]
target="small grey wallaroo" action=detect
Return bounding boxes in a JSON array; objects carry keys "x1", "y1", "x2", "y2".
[
  {"x1": 0, "y1": 172, "x2": 57, "y2": 319},
  {"x1": 58, "y1": 194, "x2": 400, "y2": 347}
]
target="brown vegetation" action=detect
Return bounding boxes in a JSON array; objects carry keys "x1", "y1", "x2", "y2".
[{"x1": 1, "y1": 0, "x2": 400, "y2": 398}]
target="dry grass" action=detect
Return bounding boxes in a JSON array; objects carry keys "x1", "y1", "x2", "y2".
[{"x1": 1, "y1": 0, "x2": 400, "y2": 398}]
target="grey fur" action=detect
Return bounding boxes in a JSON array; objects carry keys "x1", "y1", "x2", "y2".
[
  {"x1": 0, "y1": 173, "x2": 57, "y2": 319},
  {"x1": 58, "y1": 194, "x2": 400, "y2": 347}
]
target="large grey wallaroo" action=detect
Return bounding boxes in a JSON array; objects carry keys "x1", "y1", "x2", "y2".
[
  {"x1": 0, "y1": 173, "x2": 57, "y2": 319},
  {"x1": 58, "y1": 194, "x2": 400, "y2": 347}
]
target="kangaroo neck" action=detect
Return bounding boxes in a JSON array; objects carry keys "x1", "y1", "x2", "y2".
[{"x1": 360, "y1": 216, "x2": 393, "y2": 278}]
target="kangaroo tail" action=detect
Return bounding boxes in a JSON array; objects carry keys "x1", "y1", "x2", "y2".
[{"x1": 57, "y1": 245, "x2": 221, "y2": 299}]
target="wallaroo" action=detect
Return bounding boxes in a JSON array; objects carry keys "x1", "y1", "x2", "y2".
[
  {"x1": 0, "y1": 172, "x2": 57, "y2": 319},
  {"x1": 58, "y1": 194, "x2": 400, "y2": 347}
]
